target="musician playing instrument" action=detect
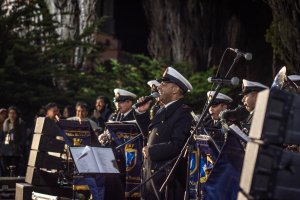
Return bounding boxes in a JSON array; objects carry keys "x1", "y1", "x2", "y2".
[
  {"x1": 98, "y1": 88, "x2": 137, "y2": 200},
  {"x1": 206, "y1": 91, "x2": 233, "y2": 150},
  {"x1": 240, "y1": 79, "x2": 269, "y2": 133}
]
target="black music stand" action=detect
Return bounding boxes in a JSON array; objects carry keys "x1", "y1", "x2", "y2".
[{"x1": 105, "y1": 120, "x2": 143, "y2": 198}]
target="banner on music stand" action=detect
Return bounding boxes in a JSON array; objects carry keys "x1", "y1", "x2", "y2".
[
  {"x1": 106, "y1": 121, "x2": 142, "y2": 198},
  {"x1": 57, "y1": 119, "x2": 92, "y2": 146}
]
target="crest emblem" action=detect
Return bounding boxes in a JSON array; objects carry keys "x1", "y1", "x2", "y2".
[{"x1": 125, "y1": 145, "x2": 137, "y2": 172}]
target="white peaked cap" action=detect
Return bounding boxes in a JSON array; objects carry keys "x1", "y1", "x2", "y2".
[
  {"x1": 113, "y1": 88, "x2": 136, "y2": 102},
  {"x1": 207, "y1": 91, "x2": 233, "y2": 105},
  {"x1": 288, "y1": 75, "x2": 300, "y2": 82},
  {"x1": 158, "y1": 67, "x2": 193, "y2": 92},
  {"x1": 147, "y1": 80, "x2": 160, "y2": 88},
  {"x1": 242, "y1": 79, "x2": 269, "y2": 94}
]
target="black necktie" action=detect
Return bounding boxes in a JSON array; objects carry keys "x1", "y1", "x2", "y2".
[{"x1": 119, "y1": 113, "x2": 124, "y2": 121}]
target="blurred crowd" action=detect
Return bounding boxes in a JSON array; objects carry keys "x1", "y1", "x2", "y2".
[{"x1": 0, "y1": 95, "x2": 113, "y2": 177}]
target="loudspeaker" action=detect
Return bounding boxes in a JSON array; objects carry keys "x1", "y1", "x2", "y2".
[
  {"x1": 31, "y1": 134, "x2": 65, "y2": 153},
  {"x1": 15, "y1": 183, "x2": 33, "y2": 200},
  {"x1": 25, "y1": 166, "x2": 58, "y2": 186},
  {"x1": 34, "y1": 117, "x2": 62, "y2": 137},
  {"x1": 239, "y1": 89, "x2": 300, "y2": 199},
  {"x1": 239, "y1": 143, "x2": 300, "y2": 199},
  {"x1": 28, "y1": 150, "x2": 62, "y2": 169},
  {"x1": 249, "y1": 89, "x2": 300, "y2": 145}
]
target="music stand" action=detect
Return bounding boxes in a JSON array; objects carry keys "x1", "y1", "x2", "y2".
[
  {"x1": 105, "y1": 120, "x2": 143, "y2": 198},
  {"x1": 105, "y1": 120, "x2": 141, "y2": 146}
]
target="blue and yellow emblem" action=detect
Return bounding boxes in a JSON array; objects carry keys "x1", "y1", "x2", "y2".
[{"x1": 125, "y1": 144, "x2": 137, "y2": 172}]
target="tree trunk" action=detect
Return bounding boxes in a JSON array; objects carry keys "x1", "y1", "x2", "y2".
[
  {"x1": 45, "y1": 0, "x2": 97, "y2": 70},
  {"x1": 265, "y1": 0, "x2": 300, "y2": 73},
  {"x1": 143, "y1": 0, "x2": 273, "y2": 83}
]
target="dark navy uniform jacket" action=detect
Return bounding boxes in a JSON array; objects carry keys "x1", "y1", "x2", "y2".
[{"x1": 136, "y1": 98, "x2": 193, "y2": 200}]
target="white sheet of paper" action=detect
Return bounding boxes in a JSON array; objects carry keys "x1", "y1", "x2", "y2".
[
  {"x1": 93, "y1": 148, "x2": 119, "y2": 173},
  {"x1": 70, "y1": 146, "x2": 119, "y2": 174}
]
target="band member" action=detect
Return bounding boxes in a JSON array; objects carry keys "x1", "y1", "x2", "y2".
[
  {"x1": 288, "y1": 74, "x2": 300, "y2": 85},
  {"x1": 98, "y1": 88, "x2": 137, "y2": 200},
  {"x1": 136, "y1": 67, "x2": 193, "y2": 200},
  {"x1": 147, "y1": 80, "x2": 161, "y2": 120},
  {"x1": 98, "y1": 88, "x2": 136, "y2": 144},
  {"x1": 240, "y1": 79, "x2": 269, "y2": 133},
  {"x1": 288, "y1": 75, "x2": 300, "y2": 93},
  {"x1": 206, "y1": 91, "x2": 233, "y2": 150}
]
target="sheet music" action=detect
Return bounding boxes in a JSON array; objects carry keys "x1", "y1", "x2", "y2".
[
  {"x1": 70, "y1": 146, "x2": 119, "y2": 174},
  {"x1": 71, "y1": 146, "x2": 99, "y2": 173},
  {"x1": 93, "y1": 148, "x2": 119, "y2": 173}
]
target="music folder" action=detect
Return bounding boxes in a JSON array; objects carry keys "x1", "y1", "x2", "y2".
[{"x1": 69, "y1": 146, "x2": 119, "y2": 174}]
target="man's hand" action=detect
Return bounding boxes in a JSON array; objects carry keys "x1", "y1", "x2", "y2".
[
  {"x1": 136, "y1": 97, "x2": 152, "y2": 112},
  {"x1": 142, "y1": 146, "x2": 149, "y2": 159},
  {"x1": 98, "y1": 131, "x2": 110, "y2": 145}
]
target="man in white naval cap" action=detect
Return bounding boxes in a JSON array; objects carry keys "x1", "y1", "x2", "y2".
[
  {"x1": 98, "y1": 88, "x2": 137, "y2": 200},
  {"x1": 135, "y1": 67, "x2": 193, "y2": 200},
  {"x1": 110, "y1": 88, "x2": 137, "y2": 121},
  {"x1": 147, "y1": 80, "x2": 160, "y2": 93},
  {"x1": 288, "y1": 75, "x2": 300, "y2": 93},
  {"x1": 206, "y1": 91, "x2": 233, "y2": 150},
  {"x1": 241, "y1": 79, "x2": 269, "y2": 132},
  {"x1": 147, "y1": 80, "x2": 161, "y2": 120},
  {"x1": 288, "y1": 74, "x2": 300, "y2": 84}
]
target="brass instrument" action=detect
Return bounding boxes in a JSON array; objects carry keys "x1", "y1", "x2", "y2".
[
  {"x1": 190, "y1": 111, "x2": 221, "y2": 153},
  {"x1": 272, "y1": 66, "x2": 299, "y2": 93}
]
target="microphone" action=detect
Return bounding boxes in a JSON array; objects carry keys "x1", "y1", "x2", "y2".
[
  {"x1": 229, "y1": 48, "x2": 253, "y2": 60},
  {"x1": 132, "y1": 92, "x2": 160, "y2": 109},
  {"x1": 207, "y1": 77, "x2": 240, "y2": 86}
]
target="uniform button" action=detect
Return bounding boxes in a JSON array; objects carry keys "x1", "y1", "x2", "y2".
[
  {"x1": 117, "y1": 159, "x2": 120, "y2": 162},
  {"x1": 156, "y1": 133, "x2": 159, "y2": 136},
  {"x1": 151, "y1": 170, "x2": 154, "y2": 173}
]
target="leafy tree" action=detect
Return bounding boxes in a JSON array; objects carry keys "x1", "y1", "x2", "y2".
[
  {"x1": 0, "y1": 0, "x2": 100, "y2": 122},
  {"x1": 0, "y1": 0, "x2": 231, "y2": 125},
  {"x1": 265, "y1": 0, "x2": 300, "y2": 73}
]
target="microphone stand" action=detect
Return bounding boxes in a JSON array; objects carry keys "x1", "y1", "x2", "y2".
[
  {"x1": 127, "y1": 156, "x2": 178, "y2": 197},
  {"x1": 159, "y1": 84, "x2": 223, "y2": 194},
  {"x1": 115, "y1": 133, "x2": 143, "y2": 150},
  {"x1": 159, "y1": 52, "x2": 243, "y2": 195}
]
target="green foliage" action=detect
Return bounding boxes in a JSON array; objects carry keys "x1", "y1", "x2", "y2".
[
  {"x1": 0, "y1": 0, "x2": 233, "y2": 123},
  {"x1": 265, "y1": 1, "x2": 300, "y2": 72},
  {"x1": 0, "y1": 0, "x2": 100, "y2": 121}
]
